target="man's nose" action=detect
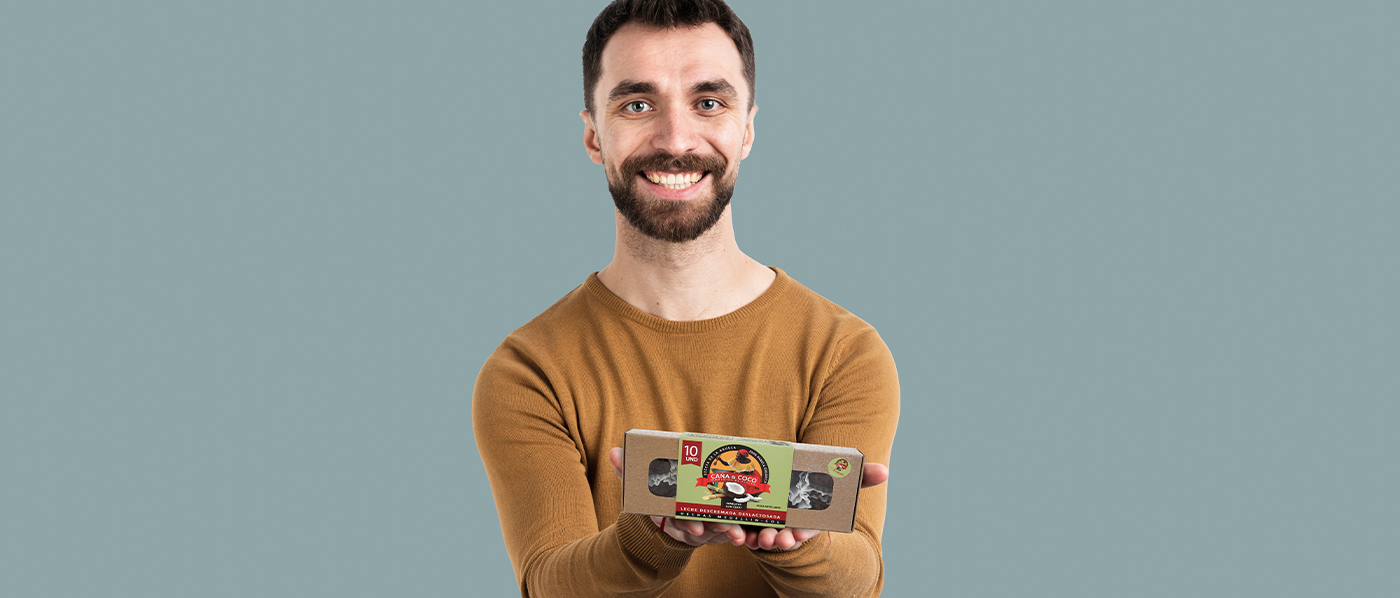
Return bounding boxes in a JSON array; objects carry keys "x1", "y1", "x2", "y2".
[{"x1": 651, "y1": 108, "x2": 701, "y2": 156}]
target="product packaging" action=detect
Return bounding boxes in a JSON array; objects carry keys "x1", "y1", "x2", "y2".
[{"x1": 620, "y1": 429, "x2": 865, "y2": 533}]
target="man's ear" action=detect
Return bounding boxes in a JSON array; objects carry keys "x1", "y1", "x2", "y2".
[
  {"x1": 739, "y1": 104, "x2": 758, "y2": 161},
  {"x1": 581, "y1": 110, "x2": 604, "y2": 165}
]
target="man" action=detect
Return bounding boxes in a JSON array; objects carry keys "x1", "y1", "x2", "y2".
[{"x1": 473, "y1": 1, "x2": 899, "y2": 596}]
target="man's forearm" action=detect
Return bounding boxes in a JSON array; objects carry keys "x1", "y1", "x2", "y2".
[
  {"x1": 750, "y1": 523, "x2": 884, "y2": 598},
  {"x1": 520, "y1": 514, "x2": 697, "y2": 597}
]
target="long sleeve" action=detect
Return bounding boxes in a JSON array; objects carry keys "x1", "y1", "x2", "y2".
[
  {"x1": 471, "y1": 270, "x2": 900, "y2": 598},
  {"x1": 473, "y1": 340, "x2": 697, "y2": 597},
  {"x1": 750, "y1": 328, "x2": 901, "y2": 598}
]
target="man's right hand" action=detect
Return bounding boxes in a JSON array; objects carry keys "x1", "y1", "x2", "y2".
[{"x1": 608, "y1": 447, "x2": 747, "y2": 547}]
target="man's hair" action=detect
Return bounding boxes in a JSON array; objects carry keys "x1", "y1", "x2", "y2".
[{"x1": 582, "y1": 0, "x2": 755, "y2": 115}]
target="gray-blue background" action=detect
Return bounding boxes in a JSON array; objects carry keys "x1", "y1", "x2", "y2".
[{"x1": 3, "y1": 1, "x2": 1396, "y2": 596}]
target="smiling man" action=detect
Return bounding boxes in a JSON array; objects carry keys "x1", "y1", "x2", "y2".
[
  {"x1": 473, "y1": 1, "x2": 899, "y2": 596},
  {"x1": 586, "y1": 25, "x2": 749, "y2": 247}
]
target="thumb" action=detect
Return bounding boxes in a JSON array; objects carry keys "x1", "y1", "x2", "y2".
[
  {"x1": 860, "y1": 462, "x2": 889, "y2": 489},
  {"x1": 609, "y1": 447, "x2": 625, "y2": 481}
]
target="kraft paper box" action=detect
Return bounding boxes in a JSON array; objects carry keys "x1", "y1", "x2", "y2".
[{"x1": 621, "y1": 429, "x2": 865, "y2": 533}]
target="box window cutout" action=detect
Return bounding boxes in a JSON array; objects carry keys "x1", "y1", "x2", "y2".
[
  {"x1": 647, "y1": 458, "x2": 678, "y2": 498},
  {"x1": 788, "y1": 471, "x2": 834, "y2": 511},
  {"x1": 646, "y1": 459, "x2": 834, "y2": 510}
]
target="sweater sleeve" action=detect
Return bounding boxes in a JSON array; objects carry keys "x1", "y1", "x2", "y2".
[
  {"x1": 473, "y1": 340, "x2": 698, "y2": 597},
  {"x1": 750, "y1": 327, "x2": 901, "y2": 598}
]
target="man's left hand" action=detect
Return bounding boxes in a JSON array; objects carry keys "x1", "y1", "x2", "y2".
[{"x1": 743, "y1": 462, "x2": 889, "y2": 551}]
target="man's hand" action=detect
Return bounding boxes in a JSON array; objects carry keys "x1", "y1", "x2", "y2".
[
  {"x1": 741, "y1": 462, "x2": 890, "y2": 551},
  {"x1": 608, "y1": 447, "x2": 747, "y2": 547}
]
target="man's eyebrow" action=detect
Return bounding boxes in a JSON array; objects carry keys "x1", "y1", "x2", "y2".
[
  {"x1": 607, "y1": 80, "x2": 657, "y2": 103},
  {"x1": 691, "y1": 79, "x2": 738, "y2": 98}
]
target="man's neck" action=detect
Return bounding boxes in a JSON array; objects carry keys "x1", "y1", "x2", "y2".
[{"x1": 596, "y1": 209, "x2": 776, "y2": 321}]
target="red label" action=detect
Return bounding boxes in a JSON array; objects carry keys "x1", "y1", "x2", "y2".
[
  {"x1": 681, "y1": 440, "x2": 702, "y2": 466},
  {"x1": 675, "y1": 503, "x2": 788, "y2": 523},
  {"x1": 693, "y1": 473, "x2": 770, "y2": 494}
]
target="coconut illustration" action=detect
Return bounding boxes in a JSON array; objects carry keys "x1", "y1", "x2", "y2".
[{"x1": 721, "y1": 480, "x2": 751, "y2": 509}]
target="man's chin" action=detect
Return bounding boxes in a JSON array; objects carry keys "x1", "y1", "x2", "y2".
[
  {"x1": 624, "y1": 210, "x2": 721, "y2": 243},
  {"x1": 618, "y1": 196, "x2": 728, "y2": 243},
  {"x1": 609, "y1": 171, "x2": 735, "y2": 243}
]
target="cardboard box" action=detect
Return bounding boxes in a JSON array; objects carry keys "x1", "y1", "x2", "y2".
[{"x1": 621, "y1": 429, "x2": 865, "y2": 533}]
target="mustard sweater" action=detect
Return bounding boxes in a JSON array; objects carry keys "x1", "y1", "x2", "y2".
[{"x1": 473, "y1": 268, "x2": 900, "y2": 597}]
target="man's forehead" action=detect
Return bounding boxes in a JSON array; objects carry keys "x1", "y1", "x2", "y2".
[{"x1": 597, "y1": 22, "x2": 746, "y2": 97}]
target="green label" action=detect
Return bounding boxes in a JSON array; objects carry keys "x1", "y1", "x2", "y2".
[{"x1": 675, "y1": 433, "x2": 793, "y2": 528}]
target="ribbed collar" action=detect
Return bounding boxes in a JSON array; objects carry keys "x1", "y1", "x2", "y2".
[{"x1": 582, "y1": 267, "x2": 791, "y2": 333}]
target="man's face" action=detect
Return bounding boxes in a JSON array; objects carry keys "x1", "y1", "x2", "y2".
[{"x1": 582, "y1": 22, "x2": 757, "y2": 243}]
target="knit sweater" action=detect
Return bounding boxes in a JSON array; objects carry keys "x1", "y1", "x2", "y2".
[{"x1": 473, "y1": 267, "x2": 900, "y2": 597}]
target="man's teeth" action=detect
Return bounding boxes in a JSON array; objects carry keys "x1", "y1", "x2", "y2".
[{"x1": 644, "y1": 171, "x2": 704, "y2": 190}]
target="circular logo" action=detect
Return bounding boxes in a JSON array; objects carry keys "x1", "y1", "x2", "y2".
[
  {"x1": 828, "y1": 457, "x2": 852, "y2": 478},
  {"x1": 700, "y1": 444, "x2": 771, "y2": 510}
]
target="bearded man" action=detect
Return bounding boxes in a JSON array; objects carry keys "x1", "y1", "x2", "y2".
[{"x1": 473, "y1": 1, "x2": 900, "y2": 596}]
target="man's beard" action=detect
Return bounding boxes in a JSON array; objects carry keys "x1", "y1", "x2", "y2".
[{"x1": 606, "y1": 152, "x2": 735, "y2": 243}]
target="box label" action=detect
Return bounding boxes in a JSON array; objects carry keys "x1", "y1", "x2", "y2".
[{"x1": 675, "y1": 433, "x2": 793, "y2": 528}]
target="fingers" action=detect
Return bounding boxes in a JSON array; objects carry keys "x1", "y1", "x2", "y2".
[
  {"x1": 655, "y1": 518, "x2": 815, "y2": 550},
  {"x1": 744, "y1": 528, "x2": 762, "y2": 550},
  {"x1": 789, "y1": 527, "x2": 820, "y2": 550},
  {"x1": 723, "y1": 524, "x2": 746, "y2": 545},
  {"x1": 860, "y1": 462, "x2": 889, "y2": 489},
  {"x1": 608, "y1": 447, "x2": 624, "y2": 481},
  {"x1": 746, "y1": 527, "x2": 779, "y2": 550},
  {"x1": 680, "y1": 519, "x2": 705, "y2": 536},
  {"x1": 655, "y1": 518, "x2": 742, "y2": 547},
  {"x1": 705, "y1": 522, "x2": 745, "y2": 546},
  {"x1": 702, "y1": 525, "x2": 741, "y2": 546},
  {"x1": 744, "y1": 526, "x2": 823, "y2": 551},
  {"x1": 656, "y1": 518, "x2": 691, "y2": 545}
]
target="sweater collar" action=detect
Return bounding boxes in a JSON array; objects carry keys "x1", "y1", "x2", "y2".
[{"x1": 582, "y1": 267, "x2": 792, "y2": 333}]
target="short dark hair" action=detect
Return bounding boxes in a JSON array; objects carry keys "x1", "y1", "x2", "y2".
[{"x1": 582, "y1": 0, "x2": 755, "y2": 115}]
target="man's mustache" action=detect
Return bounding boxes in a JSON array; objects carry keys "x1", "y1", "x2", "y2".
[{"x1": 619, "y1": 152, "x2": 727, "y2": 176}]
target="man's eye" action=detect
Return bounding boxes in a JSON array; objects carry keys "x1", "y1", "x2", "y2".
[
  {"x1": 698, "y1": 99, "x2": 720, "y2": 111},
  {"x1": 625, "y1": 101, "x2": 651, "y2": 113}
]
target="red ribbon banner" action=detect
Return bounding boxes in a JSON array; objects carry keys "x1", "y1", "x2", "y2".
[{"x1": 695, "y1": 474, "x2": 770, "y2": 494}]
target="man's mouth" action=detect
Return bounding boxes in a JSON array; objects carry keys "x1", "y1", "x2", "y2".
[{"x1": 642, "y1": 171, "x2": 706, "y2": 190}]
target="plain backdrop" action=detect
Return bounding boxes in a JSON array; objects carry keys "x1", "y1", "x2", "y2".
[{"x1": 2, "y1": 1, "x2": 1397, "y2": 596}]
